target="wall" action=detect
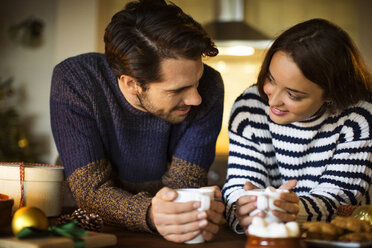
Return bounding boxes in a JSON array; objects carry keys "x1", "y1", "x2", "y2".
[
  {"x1": 0, "y1": 0, "x2": 371, "y2": 166},
  {"x1": 0, "y1": 0, "x2": 99, "y2": 163},
  {"x1": 0, "y1": 0, "x2": 58, "y2": 163}
]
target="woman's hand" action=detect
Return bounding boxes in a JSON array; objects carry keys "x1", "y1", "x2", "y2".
[
  {"x1": 235, "y1": 180, "x2": 300, "y2": 230},
  {"x1": 273, "y1": 179, "x2": 300, "y2": 222},
  {"x1": 235, "y1": 182, "x2": 265, "y2": 230}
]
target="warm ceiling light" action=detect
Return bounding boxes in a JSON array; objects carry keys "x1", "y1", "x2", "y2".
[
  {"x1": 216, "y1": 40, "x2": 272, "y2": 56},
  {"x1": 218, "y1": 45, "x2": 255, "y2": 56}
]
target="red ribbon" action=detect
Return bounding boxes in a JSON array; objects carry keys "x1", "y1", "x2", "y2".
[{"x1": 19, "y1": 162, "x2": 25, "y2": 208}]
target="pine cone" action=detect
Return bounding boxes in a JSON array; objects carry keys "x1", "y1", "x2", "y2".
[
  {"x1": 80, "y1": 213, "x2": 104, "y2": 232},
  {"x1": 70, "y1": 208, "x2": 104, "y2": 232},
  {"x1": 71, "y1": 208, "x2": 87, "y2": 222},
  {"x1": 56, "y1": 214, "x2": 72, "y2": 225}
]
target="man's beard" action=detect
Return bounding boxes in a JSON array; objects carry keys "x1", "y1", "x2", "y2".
[{"x1": 136, "y1": 94, "x2": 188, "y2": 124}]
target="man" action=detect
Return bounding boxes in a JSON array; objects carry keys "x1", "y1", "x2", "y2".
[{"x1": 50, "y1": 0, "x2": 224, "y2": 243}]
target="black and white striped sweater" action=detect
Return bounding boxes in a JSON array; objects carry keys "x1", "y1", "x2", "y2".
[{"x1": 222, "y1": 84, "x2": 372, "y2": 233}]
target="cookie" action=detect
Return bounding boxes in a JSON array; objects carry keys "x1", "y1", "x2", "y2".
[
  {"x1": 331, "y1": 216, "x2": 372, "y2": 233},
  {"x1": 338, "y1": 232, "x2": 372, "y2": 242},
  {"x1": 301, "y1": 231, "x2": 338, "y2": 241},
  {"x1": 302, "y1": 221, "x2": 344, "y2": 237}
]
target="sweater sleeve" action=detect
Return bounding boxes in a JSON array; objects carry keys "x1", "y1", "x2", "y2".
[
  {"x1": 50, "y1": 63, "x2": 154, "y2": 232},
  {"x1": 67, "y1": 159, "x2": 153, "y2": 232},
  {"x1": 296, "y1": 105, "x2": 372, "y2": 223}
]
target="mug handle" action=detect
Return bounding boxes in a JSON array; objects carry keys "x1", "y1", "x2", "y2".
[
  {"x1": 198, "y1": 195, "x2": 210, "y2": 211},
  {"x1": 256, "y1": 195, "x2": 268, "y2": 210}
]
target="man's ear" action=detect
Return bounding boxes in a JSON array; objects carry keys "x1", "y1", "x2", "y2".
[{"x1": 118, "y1": 75, "x2": 141, "y2": 95}]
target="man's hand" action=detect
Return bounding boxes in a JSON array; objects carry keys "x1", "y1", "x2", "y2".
[
  {"x1": 200, "y1": 186, "x2": 225, "y2": 242},
  {"x1": 149, "y1": 186, "x2": 225, "y2": 243}
]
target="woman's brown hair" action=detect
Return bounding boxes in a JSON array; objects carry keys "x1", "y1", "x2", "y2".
[{"x1": 257, "y1": 18, "x2": 372, "y2": 111}]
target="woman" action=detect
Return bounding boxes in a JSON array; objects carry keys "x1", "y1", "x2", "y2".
[{"x1": 222, "y1": 18, "x2": 372, "y2": 234}]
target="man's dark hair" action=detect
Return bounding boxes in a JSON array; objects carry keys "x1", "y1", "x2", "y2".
[
  {"x1": 104, "y1": 0, "x2": 218, "y2": 89},
  {"x1": 257, "y1": 18, "x2": 372, "y2": 111}
]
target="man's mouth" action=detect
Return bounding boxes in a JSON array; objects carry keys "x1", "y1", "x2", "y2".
[{"x1": 175, "y1": 106, "x2": 191, "y2": 115}]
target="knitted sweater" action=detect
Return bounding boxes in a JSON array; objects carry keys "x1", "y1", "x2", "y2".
[
  {"x1": 50, "y1": 53, "x2": 224, "y2": 232},
  {"x1": 222, "y1": 85, "x2": 372, "y2": 233}
]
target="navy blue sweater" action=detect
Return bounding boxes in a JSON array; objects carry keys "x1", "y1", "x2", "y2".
[{"x1": 50, "y1": 53, "x2": 224, "y2": 231}]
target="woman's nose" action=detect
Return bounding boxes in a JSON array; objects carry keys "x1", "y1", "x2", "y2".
[{"x1": 268, "y1": 89, "x2": 282, "y2": 106}]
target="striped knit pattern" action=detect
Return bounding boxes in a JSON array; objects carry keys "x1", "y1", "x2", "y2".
[
  {"x1": 50, "y1": 52, "x2": 224, "y2": 231},
  {"x1": 222, "y1": 85, "x2": 372, "y2": 233}
]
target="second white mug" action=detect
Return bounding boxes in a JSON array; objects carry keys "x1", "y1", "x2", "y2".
[{"x1": 243, "y1": 187, "x2": 288, "y2": 223}]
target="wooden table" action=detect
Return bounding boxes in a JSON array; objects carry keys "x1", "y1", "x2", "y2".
[{"x1": 103, "y1": 224, "x2": 247, "y2": 248}]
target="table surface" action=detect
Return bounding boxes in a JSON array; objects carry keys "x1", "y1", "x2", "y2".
[
  {"x1": 0, "y1": 221, "x2": 246, "y2": 248},
  {"x1": 103, "y1": 223, "x2": 247, "y2": 248}
]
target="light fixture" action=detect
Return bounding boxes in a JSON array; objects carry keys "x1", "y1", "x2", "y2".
[{"x1": 204, "y1": 0, "x2": 272, "y2": 56}]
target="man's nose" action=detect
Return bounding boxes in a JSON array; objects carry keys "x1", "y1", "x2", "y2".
[{"x1": 184, "y1": 87, "x2": 202, "y2": 106}]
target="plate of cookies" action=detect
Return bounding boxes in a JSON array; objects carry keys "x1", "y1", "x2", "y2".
[{"x1": 301, "y1": 216, "x2": 372, "y2": 248}]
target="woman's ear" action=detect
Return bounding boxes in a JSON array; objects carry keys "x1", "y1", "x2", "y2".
[{"x1": 118, "y1": 75, "x2": 140, "y2": 95}]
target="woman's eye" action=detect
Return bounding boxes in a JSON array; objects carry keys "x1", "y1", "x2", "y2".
[
  {"x1": 288, "y1": 91, "x2": 301, "y2": 101},
  {"x1": 267, "y1": 75, "x2": 274, "y2": 83}
]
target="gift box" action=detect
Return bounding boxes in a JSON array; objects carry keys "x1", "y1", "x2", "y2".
[{"x1": 0, "y1": 162, "x2": 64, "y2": 217}]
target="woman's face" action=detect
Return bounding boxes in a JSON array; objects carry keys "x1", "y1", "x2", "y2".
[{"x1": 263, "y1": 51, "x2": 326, "y2": 125}]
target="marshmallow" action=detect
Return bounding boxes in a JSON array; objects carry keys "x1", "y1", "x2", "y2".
[
  {"x1": 265, "y1": 186, "x2": 277, "y2": 192},
  {"x1": 248, "y1": 217, "x2": 300, "y2": 238}
]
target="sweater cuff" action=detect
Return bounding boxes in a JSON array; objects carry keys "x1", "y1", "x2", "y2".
[
  {"x1": 145, "y1": 202, "x2": 159, "y2": 234},
  {"x1": 296, "y1": 199, "x2": 308, "y2": 225}
]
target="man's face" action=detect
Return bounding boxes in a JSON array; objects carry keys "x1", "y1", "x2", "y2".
[{"x1": 136, "y1": 57, "x2": 204, "y2": 124}]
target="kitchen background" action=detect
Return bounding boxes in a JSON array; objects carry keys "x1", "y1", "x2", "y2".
[{"x1": 1, "y1": 0, "x2": 371, "y2": 186}]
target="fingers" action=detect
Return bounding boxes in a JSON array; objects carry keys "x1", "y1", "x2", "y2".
[
  {"x1": 279, "y1": 179, "x2": 297, "y2": 190},
  {"x1": 155, "y1": 187, "x2": 178, "y2": 201},
  {"x1": 244, "y1": 181, "x2": 259, "y2": 191},
  {"x1": 273, "y1": 191, "x2": 299, "y2": 222},
  {"x1": 279, "y1": 191, "x2": 300, "y2": 204},
  {"x1": 207, "y1": 200, "x2": 225, "y2": 224},
  {"x1": 162, "y1": 220, "x2": 208, "y2": 243},
  {"x1": 153, "y1": 186, "x2": 226, "y2": 243},
  {"x1": 235, "y1": 195, "x2": 257, "y2": 220},
  {"x1": 236, "y1": 195, "x2": 256, "y2": 209},
  {"x1": 237, "y1": 210, "x2": 265, "y2": 230},
  {"x1": 201, "y1": 185, "x2": 222, "y2": 199},
  {"x1": 160, "y1": 215, "x2": 208, "y2": 236},
  {"x1": 276, "y1": 191, "x2": 299, "y2": 214},
  {"x1": 201, "y1": 221, "x2": 220, "y2": 241},
  {"x1": 153, "y1": 187, "x2": 202, "y2": 215},
  {"x1": 272, "y1": 209, "x2": 297, "y2": 222}
]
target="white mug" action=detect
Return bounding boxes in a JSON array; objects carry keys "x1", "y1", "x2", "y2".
[
  {"x1": 243, "y1": 188, "x2": 288, "y2": 223},
  {"x1": 174, "y1": 188, "x2": 214, "y2": 244}
]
